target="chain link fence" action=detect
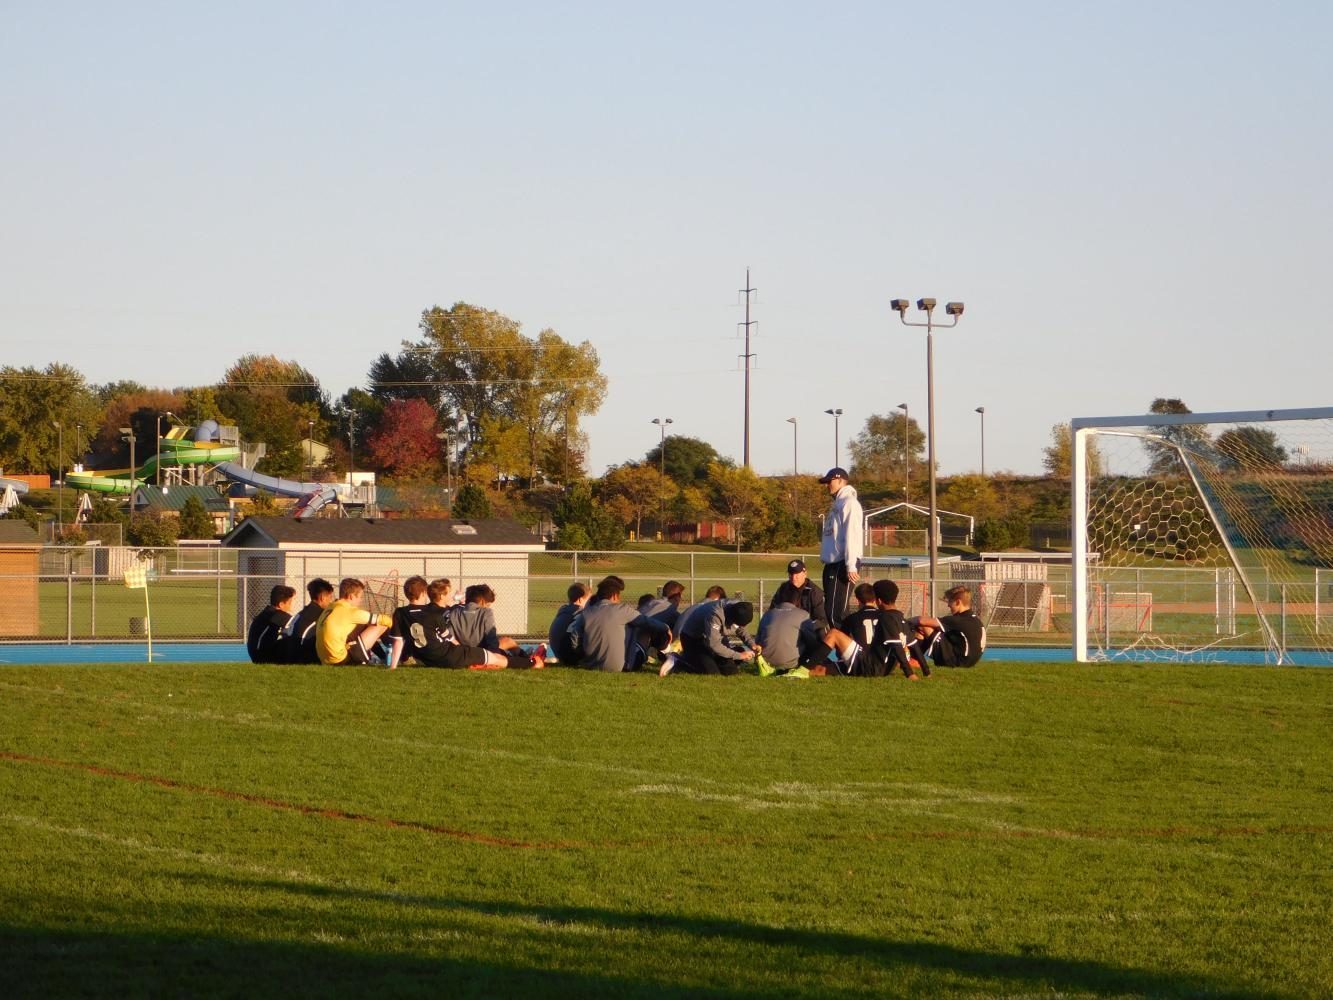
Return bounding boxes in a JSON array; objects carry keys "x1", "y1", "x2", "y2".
[{"x1": 3, "y1": 544, "x2": 1328, "y2": 655}]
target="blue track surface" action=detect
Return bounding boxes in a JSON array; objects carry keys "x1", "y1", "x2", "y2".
[{"x1": 1, "y1": 643, "x2": 1329, "y2": 666}]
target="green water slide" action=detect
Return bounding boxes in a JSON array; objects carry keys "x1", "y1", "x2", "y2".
[{"x1": 66, "y1": 441, "x2": 242, "y2": 494}]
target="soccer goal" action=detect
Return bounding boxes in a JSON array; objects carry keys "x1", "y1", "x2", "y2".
[{"x1": 1071, "y1": 407, "x2": 1333, "y2": 664}]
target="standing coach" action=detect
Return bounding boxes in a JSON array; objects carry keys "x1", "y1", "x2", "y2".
[{"x1": 818, "y1": 467, "x2": 864, "y2": 623}]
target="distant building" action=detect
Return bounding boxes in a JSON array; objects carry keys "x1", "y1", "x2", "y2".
[
  {"x1": 0, "y1": 521, "x2": 41, "y2": 637},
  {"x1": 221, "y1": 516, "x2": 546, "y2": 635}
]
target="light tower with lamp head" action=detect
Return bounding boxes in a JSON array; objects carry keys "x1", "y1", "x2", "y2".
[
  {"x1": 975, "y1": 406, "x2": 986, "y2": 476},
  {"x1": 891, "y1": 297, "x2": 964, "y2": 587},
  {"x1": 53, "y1": 421, "x2": 63, "y2": 532},
  {"x1": 824, "y1": 408, "x2": 843, "y2": 467},
  {"x1": 651, "y1": 417, "x2": 673, "y2": 535}
]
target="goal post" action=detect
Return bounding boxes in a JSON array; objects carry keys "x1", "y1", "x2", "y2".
[{"x1": 1072, "y1": 406, "x2": 1333, "y2": 664}]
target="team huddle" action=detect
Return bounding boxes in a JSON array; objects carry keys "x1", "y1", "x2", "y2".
[
  {"x1": 246, "y1": 563, "x2": 985, "y2": 677},
  {"x1": 246, "y1": 466, "x2": 985, "y2": 675}
]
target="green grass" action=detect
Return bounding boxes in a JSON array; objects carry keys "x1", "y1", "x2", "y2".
[{"x1": 1, "y1": 662, "x2": 1330, "y2": 998}]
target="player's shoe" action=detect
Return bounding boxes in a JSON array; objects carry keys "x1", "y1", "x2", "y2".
[{"x1": 658, "y1": 653, "x2": 677, "y2": 677}]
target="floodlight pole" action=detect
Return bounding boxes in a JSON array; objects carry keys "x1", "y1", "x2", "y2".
[
  {"x1": 976, "y1": 406, "x2": 986, "y2": 476},
  {"x1": 120, "y1": 427, "x2": 137, "y2": 524},
  {"x1": 897, "y1": 402, "x2": 910, "y2": 502},
  {"x1": 824, "y1": 408, "x2": 843, "y2": 467},
  {"x1": 53, "y1": 421, "x2": 63, "y2": 533},
  {"x1": 787, "y1": 416, "x2": 799, "y2": 516},
  {"x1": 893, "y1": 298, "x2": 965, "y2": 588},
  {"x1": 652, "y1": 417, "x2": 673, "y2": 536}
]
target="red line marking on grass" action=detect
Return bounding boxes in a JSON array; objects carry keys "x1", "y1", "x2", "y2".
[{"x1": 0, "y1": 751, "x2": 580, "y2": 850}]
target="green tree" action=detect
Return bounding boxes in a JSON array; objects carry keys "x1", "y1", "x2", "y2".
[
  {"x1": 471, "y1": 414, "x2": 529, "y2": 488},
  {"x1": 939, "y1": 474, "x2": 1002, "y2": 522},
  {"x1": 0, "y1": 364, "x2": 102, "y2": 474},
  {"x1": 127, "y1": 511, "x2": 179, "y2": 549},
  {"x1": 646, "y1": 435, "x2": 727, "y2": 485},
  {"x1": 1043, "y1": 423, "x2": 1104, "y2": 478},
  {"x1": 553, "y1": 481, "x2": 623, "y2": 550},
  {"x1": 1146, "y1": 398, "x2": 1212, "y2": 476},
  {"x1": 452, "y1": 482, "x2": 493, "y2": 519},
  {"x1": 1215, "y1": 427, "x2": 1288, "y2": 471},
  {"x1": 177, "y1": 494, "x2": 215, "y2": 539},
  {"x1": 849, "y1": 412, "x2": 925, "y2": 486}
]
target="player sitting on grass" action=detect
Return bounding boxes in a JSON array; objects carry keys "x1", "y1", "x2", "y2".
[
  {"x1": 387, "y1": 577, "x2": 523, "y2": 669},
  {"x1": 818, "y1": 579, "x2": 918, "y2": 678},
  {"x1": 570, "y1": 575, "x2": 672, "y2": 672},
  {"x1": 247, "y1": 585, "x2": 296, "y2": 664},
  {"x1": 908, "y1": 584, "x2": 986, "y2": 669},
  {"x1": 756, "y1": 582, "x2": 827, "y2": 673},
  {"x1": 315, "y1": 577, "x2": 393, "y2": 666},
  {"x1": 547, "y1": 582, "x2": 590, "y2": 666},
  {"x1": 450, "y1": 583, "x2": 546, "y2": 669},
  {"x1": 670, "y1": 598, "x2": 757, "y2": 676},
  {"x1": 284, "y1": 578, "x2": 334, "y2": 664}
]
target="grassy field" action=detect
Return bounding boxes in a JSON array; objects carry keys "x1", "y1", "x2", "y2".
[{"x1": 1, "y1": 661, "x2": 1330, "y2": 998}]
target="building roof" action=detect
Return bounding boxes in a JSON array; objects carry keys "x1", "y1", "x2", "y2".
[
  {"x1": 0, "y1": 521, "x2": 41, "y2": 545},
  {"x1": 133, "y1": 485, "x2": 231, "y2": 513},
  {"x1": 221, "y1": 516, "x2": 543, "y2": 549}
]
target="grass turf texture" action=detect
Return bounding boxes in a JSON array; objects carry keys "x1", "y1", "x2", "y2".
[{"x1": 1, "y1": 663, "x2": 1329, "y2": 998}]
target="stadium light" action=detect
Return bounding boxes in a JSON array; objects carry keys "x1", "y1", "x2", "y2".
[
  {"x1": 652, "y1": 417, "x2": 673, "y2": 537},
  {"x1": 824, "y1": 408, "x2": 843, "y2": 467},
  {"x1": 53, "y1": 421, "x2": 63, "y2": 532},
  {"x1": 893, "y1": 295, "x2": 965, "y2": 586},
  {"x1": 976, "y1": 406, "x2": 986, "y2": 476},
  {"x1": 119, "y1": 426, "x2": 137, "y2": 524},
  {"x1": 786, "y1": 417, "x2": 799, "y2": 515},
  {"x1": 897, "y1": 402, "x2": 910, "y2": 502}
]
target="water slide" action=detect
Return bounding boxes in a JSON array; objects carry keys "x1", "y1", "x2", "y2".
[
  {"x1": 0, "y1": 476, "x2": 31, "y2": 495},
  {"x1": 213, "y1": 462, "x2": 341, "y2": 519},
  {"x1": 66, "y1": 422, "x2": 240, "y2": 494}
]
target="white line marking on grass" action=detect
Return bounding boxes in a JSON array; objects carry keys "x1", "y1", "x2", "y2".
[{"x1": 629, "y1": 781, "x2": 1027, "y2": 813}]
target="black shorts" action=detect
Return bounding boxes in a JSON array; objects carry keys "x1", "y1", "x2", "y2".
[{"x1": 420, "y1": 643, "x2": 489, "y2": 669}]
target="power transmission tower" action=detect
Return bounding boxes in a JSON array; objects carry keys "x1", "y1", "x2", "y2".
[{"x1": 738, "y1": 269, "x2": 757, "y2": 469}]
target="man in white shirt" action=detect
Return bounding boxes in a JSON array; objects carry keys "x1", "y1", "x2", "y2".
[{"x1": 819, "y1": 467, "x2": 864, "y2": 623}]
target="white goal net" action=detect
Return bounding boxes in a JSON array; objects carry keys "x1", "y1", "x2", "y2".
[{"x1": 1072, "y1": 407, "x2": 1333, "y2": 664}]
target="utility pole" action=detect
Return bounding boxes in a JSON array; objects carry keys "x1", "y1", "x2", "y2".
[
  {"x1": 346, "y1": 410, "x2": 357, "y2": 487},
  {"x1": 738, "y1": 269, "x2": 757, "y2": 469}
]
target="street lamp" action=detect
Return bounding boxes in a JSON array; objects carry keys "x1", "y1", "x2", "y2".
[
  {"x1": 975, "y1": 406, "x2": 986, "y2": 476},
  {"x1": 119, "y1": 426, "x2": 137, "y2": 524},
  {"x1": 652, "y1": 417, "x2": 673, "y2": 537},
  {"x1": 786, "y1": 416, "x2": 799, "y2": 516},
  {"x1": 155, "y1": 411, "x2": 175, "y2": 488},
  {"x1": 892, "y1": 297, "x2": 965, "y2": 586},
  {"x1": 824, "y1": 408, "x2": 843, "y2": 467},
  {"x1": 75, "y1": 423, "x2": 83, "y2": 470},
  {"x1": 53, "y1": 421, "x2": 63, "y2": 532},
  {"x1": 897, "y1": 402, "x2": 910, "y2": 503},
  {"x1": 307, "y1": 419, "x2": 315, "y2": 483}
]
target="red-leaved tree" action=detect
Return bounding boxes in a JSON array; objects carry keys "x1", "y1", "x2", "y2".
[{"x1": 364, "y1": 399, "x2": 444, "y2": 481}]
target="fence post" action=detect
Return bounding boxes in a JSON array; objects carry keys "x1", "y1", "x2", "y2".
[
  {"x1": 65, "y1": 549, "x2": 73, "y2": 644},
  {"x1": 572, "y1": 550, "x2": 578, "y2": 583},
  {"x1": 216, "y1": 563, "x2": 223, "y2": 635},
  {"x1": 1280, "y1": 582, "x2": 1287, "y2": 661}
]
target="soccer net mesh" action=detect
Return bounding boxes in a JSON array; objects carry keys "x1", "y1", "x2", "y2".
[{"x1": 1072, "y1": 408, "x2": 1333, "y2": 664}]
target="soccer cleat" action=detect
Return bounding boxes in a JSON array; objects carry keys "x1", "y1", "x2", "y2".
[{"x1": 658, "y1": 653, "x2": 677, "y2": 677}]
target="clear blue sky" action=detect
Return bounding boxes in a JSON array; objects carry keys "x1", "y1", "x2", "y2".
[{"x1": 4, "y1": 2, "x2": 1330, "y2": 479}]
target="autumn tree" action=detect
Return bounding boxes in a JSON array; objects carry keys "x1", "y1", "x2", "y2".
[
  {"x1": 848, "y1": 412, "x2": 925, "y2": 486},
  {"x1": 601, "y1": 463, "x2": 678, "y2": 539},
  {"x1": 364, "y1": 399, "x2": 445, "y2": 482},
  {"x1": 215, "y1": 355, "x2": 326, "y2": 478},
  {"x1": 705, "y1": 462, "x2": 773, "y2": 550},
  {"x1": 409, "y1": 303, "x2": 607, "y2": 482}
]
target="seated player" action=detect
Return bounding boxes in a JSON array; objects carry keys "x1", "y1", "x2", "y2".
[
  {"x1": 388, "y1": 577, "x2": 521, "y2": 669},
  {"x1": 673, "y1": 598, "x2": 756, "y2": 676},
  {"x1": 247, "y1": 585, "x2": 296, "y2": 663},
  {"x1": 451, "y1": 583, "x2": 545, "y2": 668},
  {"x1": 908, "y1": 585, "x2": 986, "y2": 669},
  {"x1": 284, "y1": 578, "x2": 334, "y2": 664},
  {"x1": 769, "y1": 559, "x2": 829, "y2": 634},
  {"x1": 756, "y1": 582, "x2": 826, "y2": 673},
  {"x1": 315, "y1": 577, "x2": 394, "y2": 666},
  {"x1": 821, "y1": 580, "x2": 917, "y2": 678},
  {"x1": 570, "y1": 575, "x2": 671, "y2": 672},
  {"x1": 547, "y1": 582, "x2": 590, "y2": 666},
  {"x1": 639, "y1": 580, "x2": 687, "y2": 631}
]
